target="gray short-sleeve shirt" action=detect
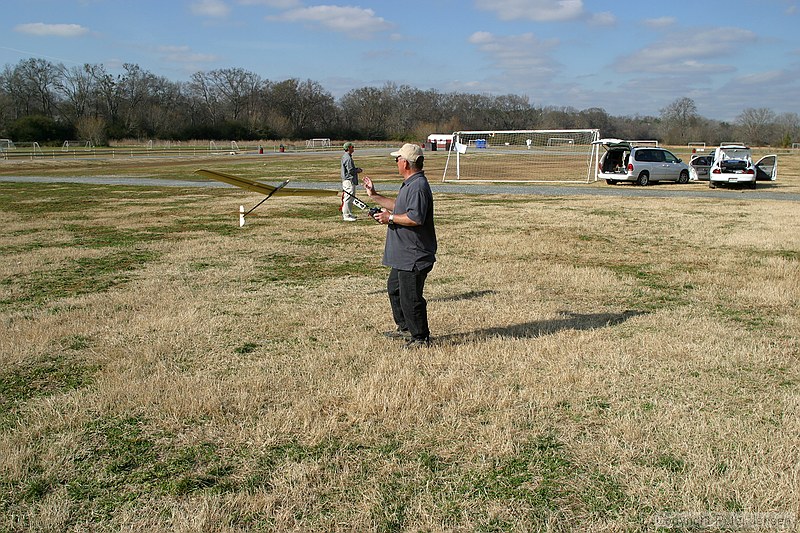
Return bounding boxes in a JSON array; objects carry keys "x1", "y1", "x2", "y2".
[{"x1": 382, "y1": 171, "x2": 437, "y2": 271}]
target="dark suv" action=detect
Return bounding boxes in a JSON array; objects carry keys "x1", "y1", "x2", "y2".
[{"x1": 595, "y1": 140, "x2": 691, "y2": 186}]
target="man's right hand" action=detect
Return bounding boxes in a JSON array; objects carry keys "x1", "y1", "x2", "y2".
[{"x1": 362, "y1": 176, "x2": 375, "y2": 196}]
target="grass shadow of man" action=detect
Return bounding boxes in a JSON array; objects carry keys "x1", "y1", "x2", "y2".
[{"x1": 438, "y1": 310, "x2": 646, "y2": 345}]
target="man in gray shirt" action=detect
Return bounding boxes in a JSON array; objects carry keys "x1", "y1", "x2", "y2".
[
  {"x1": 362, "y1": 143, "x2": 437, "y2": 348},
  {"x1": 340, "y1": 142, "x2": 362, "y2": 221}
]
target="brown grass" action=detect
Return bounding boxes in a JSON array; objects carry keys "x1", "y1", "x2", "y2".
[{"x1": 1, "y1": 153, "x2": 799, "y2": 531}]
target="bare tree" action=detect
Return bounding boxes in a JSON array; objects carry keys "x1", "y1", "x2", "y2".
[
  {"x1": 775, "y1": 112, "x2": 800, "y2": 147},
  {"x1": 736, "y1": 107, "x2": 776, "y2": 146},
  {"x1": 340, "y1": 84, "x2": 397, "y2": 139},
  {"x1": 0, "y1": 59, "x2": 60, "y2": 118},
  {"x1": 20, "y1": 58, "x2": 61, "y2": 117},
  {"x1": 660, "y1": 97, "x2": 699, "y2": 144},
  {"x1": 188, "y1": 71, "x2": 221, "y2": 126},
  {"x1": 267, "y1": 78, "x2": 335, "y2": 138},
  {"x1": 489, "y1": 94, "x2": 533, "y2": 130},
  {"x1": 540, "y1": 106, "x2": 578, "y2": 129},
  {"x1": 56, "y1": 64, "x2": 96, "y2": 122},
  {"x1": 91, "y1": 65, "x2": 123, "y2": 127},
  {"x1": 205, "y1": 68, "x2": 261, "y2": 122}
]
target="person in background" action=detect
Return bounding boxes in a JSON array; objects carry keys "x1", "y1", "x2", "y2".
[
  {"x1": 361, "y1": 143, "x2": 437, "y2": 348},
  {"x1": 340, "y1": 142, "x2": 362, "y2": 221}
]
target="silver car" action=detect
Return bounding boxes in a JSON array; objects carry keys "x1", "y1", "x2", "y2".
[{"x1": 595, "y1": 140, "x2": 691, "y2": 186}]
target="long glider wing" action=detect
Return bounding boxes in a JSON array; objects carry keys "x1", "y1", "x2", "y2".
[{"x1": 195, "y1": 169, "x2": 336, "y2": 197}]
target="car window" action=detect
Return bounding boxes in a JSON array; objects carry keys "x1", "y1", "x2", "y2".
[
  {"x1": 663, "y1": 151, "x2": 678, "y2": 163},
  {"x1": 637, "y1": 149, "x2": 663, "y2": 162}
]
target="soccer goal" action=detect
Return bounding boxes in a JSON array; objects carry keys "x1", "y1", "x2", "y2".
[
  {"x1": 306, "y1": 138, "x2": 331, "y2": 149},
  {"x1": 442, "y1": 129, "x2": 600, "y2": 183},
  {"x1": 62, "y1": 140, "x2": 93, "y2": 151},
  {"x1": 629, "y1": 140, "x2": 659, "y2": 147}
]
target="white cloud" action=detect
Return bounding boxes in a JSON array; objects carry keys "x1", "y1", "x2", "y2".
[
  {"x1": 467, "y1": 31, "x2": 560, "y2": 82},
  {"x1": 191, "y1": 0, "x2": 230, "y2": 18},
  {"x1": 644, "y1": 17, "x2": 676, "y2": 28},
  {"x1": 237, "y1": 0, "x2": 301, "y2": 7},
  {"x1": 589, "y1": 11, "x2": 616, "y2": 26},
  {"x1": 613, "y1": 27, "x2": 757, "y2": 74},
  {"x1": 734, "y1": 68, "x2": 795, "y2": 86},
  {"x1": 156, "y1": 45, "x2": 219, "y2": 64},
  {"x1": 270, "y1": 6, "x2": 391, "y2": 37},
  {"x1": 14, "y1": 23, "x2": 89, "y2": 37},
  {"x1": 474, "y1": 0, "x2": 585, "y2": 22}
]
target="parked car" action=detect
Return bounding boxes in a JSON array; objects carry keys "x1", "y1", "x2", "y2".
[
  {"x1": 707, "y1": 145, "x2": 777, "y2": 189},
  {"x1": 595, "y1": 140, "x2": 691, "y2": 186}
]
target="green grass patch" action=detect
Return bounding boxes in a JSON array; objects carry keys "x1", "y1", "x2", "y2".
[
  {"x1": 603, "y1": 263, "x2": 692, "y2": 310},
  {"x1": 3, "y1": 430, "x2": 632, "y2": 530},
  {"x1": 0, "y1": 184, "x2": 104, "y2": 215},
  {"x1": 252, "y1": 252, "x2": 383, "y2": 284},
  {"x1": 0, "y1": 356, "x2": 99, "y2": 428},
  {"x1": 0, "y1": 249, "x2": 160, "y2": 308},
  {"x1": 714, "y1": 304, "x2": 775, "y2": 331}
]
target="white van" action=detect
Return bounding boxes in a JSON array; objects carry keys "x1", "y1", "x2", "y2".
[{"x1": 594, "y1": 139, "x2": 691, "y2": 186}]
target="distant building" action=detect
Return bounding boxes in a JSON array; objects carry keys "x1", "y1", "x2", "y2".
[{"x1": 426, "y1": 134, "x2": 453, "y2": 151}]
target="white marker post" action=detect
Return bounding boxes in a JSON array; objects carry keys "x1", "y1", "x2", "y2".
[{"x1": 239, "y1": 205, "x2": 245, "y2": 227}]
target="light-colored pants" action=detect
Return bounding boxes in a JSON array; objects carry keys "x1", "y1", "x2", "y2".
[{"x1": 341, "y1": 180, "x2": 356, "y2": 217}]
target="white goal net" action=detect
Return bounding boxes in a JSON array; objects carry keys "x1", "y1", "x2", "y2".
[
  {"x1": 306, "y1": 138, "x2": 331, "y2": 148},
  {"x1": 442, "y1": 129, "x2": 600, "y2": 183}
]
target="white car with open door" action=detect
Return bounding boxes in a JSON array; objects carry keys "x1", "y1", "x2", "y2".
[
  {"x1": 708, "y1": 145, "x2": 777, "y2": 189},
  {"x1": 689, "y1": 154, "x2": 713, "y2": 180}
]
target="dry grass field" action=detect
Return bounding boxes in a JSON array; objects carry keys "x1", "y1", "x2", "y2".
[{"x1": 1, "y1": 150, "x2": 799, "y2": 531}]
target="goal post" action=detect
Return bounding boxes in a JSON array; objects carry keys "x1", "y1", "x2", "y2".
[{"x1": 442, "y1": 129, "x2": 600, "y2": 183}]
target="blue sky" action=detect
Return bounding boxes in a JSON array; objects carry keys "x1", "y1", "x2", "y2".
[{"x1": 2, "y1": 0, "x2": 799, "y2": 121}]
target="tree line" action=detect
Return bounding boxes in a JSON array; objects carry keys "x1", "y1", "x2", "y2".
[{"x1": 1, "y1": 58, "x2": 798, "y2": 147}]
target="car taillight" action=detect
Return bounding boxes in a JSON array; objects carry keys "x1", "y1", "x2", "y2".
[
  {"x1": 746, "y1": 169, "x2": 755, "y2": 174},
  {"x1": 712, "y1": 168, "x2": 721, "y2": 174},
  {"x1": 627, "y1": 163, "x2": 633, "y2": 172}
]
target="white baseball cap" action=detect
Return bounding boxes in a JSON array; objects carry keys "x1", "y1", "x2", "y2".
[{"x1": 390, "y1": 143, "x2": 424, "y2": 163}]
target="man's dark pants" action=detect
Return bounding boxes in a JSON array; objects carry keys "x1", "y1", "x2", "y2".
[{"x1": 387, "y1": 266, "x2": 432, "y2": 340}]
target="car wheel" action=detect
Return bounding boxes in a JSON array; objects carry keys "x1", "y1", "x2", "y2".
[
  {"x1": 605, "y1": 179, "x2": 617, "y2": 185},
  {"x1": 636, "y1": 172, "x2": 649, "y2": 186},
  {"x1": 709, "y1": 182, "x2": 717, "y2": 189},
  {"x1": 677, "y1": 170, "x2": 689, "y2": 184}
]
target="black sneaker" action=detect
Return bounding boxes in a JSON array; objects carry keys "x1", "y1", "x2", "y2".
[
  {"x1": 403, "y1": 337, "x2": 431, "y2": 349},
  {"x1": 383, "y1": 328, "x2": 412, "y2": 339}
]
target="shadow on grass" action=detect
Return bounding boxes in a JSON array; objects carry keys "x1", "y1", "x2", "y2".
[
  {"x1": 438, "y1": 310, "x2": 646, "y2": 344},
  {"x1": 431, "y1": 289, "x2": 497, "y2": 303}
]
